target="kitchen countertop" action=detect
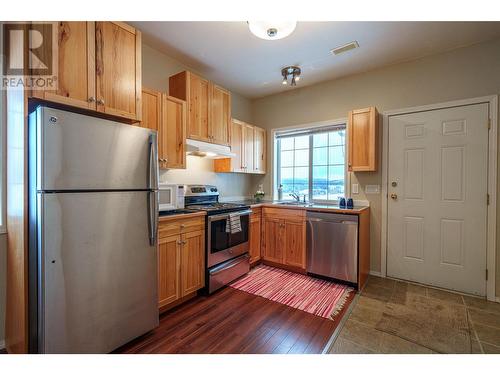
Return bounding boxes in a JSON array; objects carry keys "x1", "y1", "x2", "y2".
[
  {"x1": 158, "y1": 210, "x2": 206, "y2": 222},
  {"x1": 228, "y1": 200, "x2": 369, "y2": 214}
]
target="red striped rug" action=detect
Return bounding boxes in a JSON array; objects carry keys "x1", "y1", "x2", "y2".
[{"x1": 230, "y1": 265, "x2": 354, "y2": 320}]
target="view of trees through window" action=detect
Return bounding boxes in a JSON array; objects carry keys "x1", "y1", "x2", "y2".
[{"x1": 278, "y1": 128, "x2": 346, "y2": 201}]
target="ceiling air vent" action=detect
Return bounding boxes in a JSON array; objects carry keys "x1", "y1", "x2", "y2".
[{"x1": 331, "y1": 41, "x2": 359, "y2": 55}]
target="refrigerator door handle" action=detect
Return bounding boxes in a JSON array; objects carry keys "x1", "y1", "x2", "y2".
[
  {"x1": 148, "y1": 191, "x2": 158, "y2": 246},
  {"x1": 148, "y1": 134, "x2": 159, "y2": 190}
]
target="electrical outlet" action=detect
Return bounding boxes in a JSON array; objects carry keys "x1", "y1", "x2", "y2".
[{"x1": 352, "y1": 183, "x2": 359, "y2": 194}]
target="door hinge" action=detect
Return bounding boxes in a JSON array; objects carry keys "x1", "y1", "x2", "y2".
[
  {"x1": 488, "y1": 118, "x2": 491, "y2": 130},
  {"x1": 486, "y1": 269, "x2": 489, "y2": 280},
  {"x1": 487, "y1": 194, "x2": 490, "y2": 205}
]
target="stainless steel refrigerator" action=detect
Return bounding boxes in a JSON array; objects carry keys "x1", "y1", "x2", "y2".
[{"x1": 28, "y1": 106, "x2": 159, "y2": 353}]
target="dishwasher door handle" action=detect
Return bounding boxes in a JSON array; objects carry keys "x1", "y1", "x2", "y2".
[{"x1": 307, "y1": 218, "x2": 357, "y2": 225}]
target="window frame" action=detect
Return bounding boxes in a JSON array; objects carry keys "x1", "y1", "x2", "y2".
[
  {"x1": 273, "y1": 118, "x2": 349, "y2": 204},
  {"x1": 0, "y1": 25, "x2": 5, "y2": 234}
]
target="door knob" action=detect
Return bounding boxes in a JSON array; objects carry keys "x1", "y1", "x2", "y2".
[
  {"x1": 88, "y1": 96, "x2": 96, "y2": 103},
  {"x1": 97, "y1": 98, "x2": 105, "y2": 105},
  {"x1": 390, "y1": 193, "x2": 398, "y2": 200}
]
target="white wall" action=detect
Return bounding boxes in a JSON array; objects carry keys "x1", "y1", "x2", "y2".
[{"x1": 251, "y1": 38, "x2": 500, "y2": 289}]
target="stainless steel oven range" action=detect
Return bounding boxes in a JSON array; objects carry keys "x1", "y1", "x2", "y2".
[{"x1": 184, "y1": 185, "x2": 251, "y2": 293}]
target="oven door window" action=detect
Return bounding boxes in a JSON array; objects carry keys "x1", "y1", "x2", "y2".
[{"x1": 210, "y1": 214, "x2": 249, "y2": 254}]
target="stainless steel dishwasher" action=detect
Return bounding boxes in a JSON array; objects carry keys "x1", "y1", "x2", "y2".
[{"x1": 306, "y1": 211, "x2": 358, "y2": 283}]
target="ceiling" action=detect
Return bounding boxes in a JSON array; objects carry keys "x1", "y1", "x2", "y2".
[{"x1": 131, "y1": 22, "x2": 500, "y2": 99}]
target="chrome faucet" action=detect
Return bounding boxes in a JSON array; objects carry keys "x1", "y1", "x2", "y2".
[{"x1": 289, "y1": 192, "x2": 300, "y2": 202}]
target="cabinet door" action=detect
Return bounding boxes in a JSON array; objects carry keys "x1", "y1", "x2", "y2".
[
  {"x1": 283, "y1": 219, "x2": 306, "y2": 269},
  {"x1": 162, "y1": 95, "x2": 186, "y2": 169},
  {"x1": 187, "y1": 73, "x2": 210, "y2": 142},
  {"x1": 180, "y1": 230, "x2": 205, "y2": 296},
  {"x1": 348, "y1": 107, "x2": 378, "y2": 172},
  {"x1": 243, "y1": 124, "x2": 255, "y2": 172},
  {"x1": 158, "y1": 235, "x2": 181, "y2": 308},
  {"x1": 210, "y1": 84, "x2": 231, "y2": 145},
  {"x1": 213, "y1": 119, "x2": 244, "y2": 173},
  {"x1": 96, "y1": 22, "x2": 141, "y2": 121},
  {"x1": 262, "y1": 217, "x2": 283, "y2": 263},
  {"x1": 249, "y1": 215, "x2": 262, "y2": 264},
  {"x1": 141, "y1": 88, "x2": 161, "y2": 132},
  {"x1": 253, "y1": 127, "x2": 266, "y2": 174},
  {"x1": 36, "y1": 22, "x2": 96, "y2": 110}
]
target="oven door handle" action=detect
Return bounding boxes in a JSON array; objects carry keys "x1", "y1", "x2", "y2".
[{"x1": 208, "y1": 209, "x2": 253, "y2": 222}]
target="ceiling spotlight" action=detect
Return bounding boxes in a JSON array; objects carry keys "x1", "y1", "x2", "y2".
[
  {"x1": 281, "y1": 66, "x2": 301, "y2": 87},
  {"x1": 248, "y1": 21, "x2": 297, "y2": 40}
]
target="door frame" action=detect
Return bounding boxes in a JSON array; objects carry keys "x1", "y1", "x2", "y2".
[{"x1": 381, "y1": 95, "x2": 498, "y2": 301}]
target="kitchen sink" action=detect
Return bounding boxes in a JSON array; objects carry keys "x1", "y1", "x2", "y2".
[{"x1": 276, "y1": 201, "x2": 313, "y2": 207}]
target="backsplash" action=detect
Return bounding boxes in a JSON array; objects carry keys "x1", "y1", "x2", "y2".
[{"x1": 159, "y1": 156, "x2": 255, "y2": 200}]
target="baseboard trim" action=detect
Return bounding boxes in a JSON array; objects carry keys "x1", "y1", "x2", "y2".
[{"x1": 369, "y1": 270, "x2": 382, "y2": 277}]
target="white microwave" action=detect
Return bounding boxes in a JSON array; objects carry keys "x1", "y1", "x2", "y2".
[{"x1": 158, "y1": 184, "x2": 185, "y2": 211}]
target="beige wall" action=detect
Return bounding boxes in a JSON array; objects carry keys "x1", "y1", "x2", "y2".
[
  {"x1": 0, "y1": 234, "x2": 6, "y2": 347},
  {"x1": 251, "y1": 38, "x2": 500, "y2": 295},
  {"x1": 142, "y1": 43, "x2": 255, "y2": 198}
]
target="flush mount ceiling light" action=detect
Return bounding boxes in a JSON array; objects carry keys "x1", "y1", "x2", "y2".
[
  {"x1": 281, "y1": 66, "x2": 301, "y2": 86},
  {"x1": 248, "y1": 21, "x2": 297, "y2": 40}
]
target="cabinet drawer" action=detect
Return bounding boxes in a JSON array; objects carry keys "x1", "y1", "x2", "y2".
[
  {"x1": 159, "y1": 216, "x2": 205, "y2": 238},
  {"x1": 250, "y1": 207, "x2": 262, "y2": 220},
  {"x1": 262, "y1": 207, "x2": 305, "y2": 220}
]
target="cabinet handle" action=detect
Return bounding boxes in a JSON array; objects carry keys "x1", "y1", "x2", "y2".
[
  {"x1": 88, "y1": 97, "x2": 96, "y2": 103},
  {"x1": 180, "y1": 224, "x2": 186, "y2": 229},
  {"x1": 177, "y1": 240, "x2": 183, "y2": 245},
  {"x1": 97, "y1": 98, "x2": 105, "y2": 105}
]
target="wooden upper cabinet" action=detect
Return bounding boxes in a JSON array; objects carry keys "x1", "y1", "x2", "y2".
[
  {"x1": 253, "y1": 127, "x2": 266, "y2": 174},
  {"x1": 162, "y1": 95, "x2": 187, "y2": 169},
  {"x1": 170, "y1": 71, "x2": 210, "y2": 142},
  {"x1": 96, "y1": 22, "x2": 141, "y2": 121},
  {"x1": 141, "y1": 89, "x2": 187, "y2": 170},
  {"x1": 32, "y1": 22, "x2": 96, "y2": 110},
  {"x1": 31, "y1": 22, "x2": 141, "y2": 122},
  {"x1": 347, "y1": 106, "x2": 379, "y2": 172},
  {"x1": 169, "y1": 71, "x2": 231, "y2": 146},
  {"x1": 243, "y1": 123, "x2": 255, "y2": 172},
  {"x1": 210, "y1": 84, "x2": 231, "y2": 145},
  {"x1": 141, "y1": 88, "x2": 161, "y2": 132},
  {"x1": 214, "y1": 119, "x2": 266, "y2": 174}
]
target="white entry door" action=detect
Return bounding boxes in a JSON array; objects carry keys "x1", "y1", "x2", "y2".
[{"x1": 387, "y1": 103, "x2": 489, "y2": 296}]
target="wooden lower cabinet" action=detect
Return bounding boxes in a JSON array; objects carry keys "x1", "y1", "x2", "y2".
[
  {"x1": 249, "y1": 208, "x2": 262, "y2": 265},
  {"x1": 283, "y1": 219, "x2": 306, "y2": 268},
  {"x1": 262, "y1": 208, "x2": 306, "y2": 270},
  {"x1": 157, "y1": 217, "x2": 205, "y2": 311},
  {"x1": 180, "y1": 230, "x2": 205, "y2": 296},
  {"x1": 158, "y1": 235, "x2": 180, "y2": 307}
]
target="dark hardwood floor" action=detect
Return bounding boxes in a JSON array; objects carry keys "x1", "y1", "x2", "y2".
[{"x1": 116, "y1": 287, "x2": 349, "y2": 354}]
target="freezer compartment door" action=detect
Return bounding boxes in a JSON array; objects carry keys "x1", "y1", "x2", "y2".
[
  {"x1": 38, "y1": 191, "x2": 158, "y2": 353},
  {"x1": 306, "y1": 212, "x2": 358, "y2": 283},
  {"x1": 33, "y1": 107, "x2": 158, "y2": 191}
]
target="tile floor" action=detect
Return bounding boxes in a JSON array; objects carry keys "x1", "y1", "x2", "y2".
[{"x1": 329, "y1": 276, "x2": 500, "y2": 354}]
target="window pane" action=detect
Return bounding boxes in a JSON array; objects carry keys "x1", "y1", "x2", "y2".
[
  {"x1": 280, "y1": 137, "x2": 294, "y2": 150},
  {"x1": 294, "y1": 135, "x2": 309, "y2": 149},
  {"x1": 328, "y1": 145, "x2": 345, "y2": 165},
  {"x1": 294, "y1": 149, "x2": 308, "y2": 167},
  {"x1": 329, "y1": 130, "x2": 345, "y2": 146},
  {"x1": 313, "y1": 133, "x2": 328, "y2": 148},
  {"x1": 280, "y1": 150, "x2": 294, "y2": 167},
  {"x1": 312, "y1": 166, "x2": 328, "y2": 200},
  {"x1": 312, "y1": 147, "x2": 327, "y2": 166}
]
